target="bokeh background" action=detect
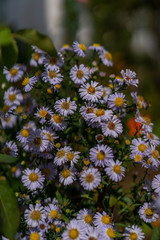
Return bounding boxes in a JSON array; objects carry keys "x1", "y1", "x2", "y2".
[{"x1": 1, "y1": 0, "x2": 160, "y2": 136}]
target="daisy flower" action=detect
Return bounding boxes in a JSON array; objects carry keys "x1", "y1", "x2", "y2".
[
  {"x1": 88, "y1": 43, "x2": 104, "y2": 52},
  {"x1": 45, "y1": 203, "x2": 59, "y2": 222},
  {"x1": 22, "y1": 168, "x2": 45, "y2": 191},
  {"x1": 89, "y1": 144, "x2": 113, "y2": 168},
  {"x1": 1, "y1": 114, "x2": 17, "y2": 129},
  {"x1": 35, "y1": 106, "x2": 53, "y2": 124},
  {"x1": 130, "y1": 138, "x2": 149, "y2": 157},
  {"x1": 101, "y1": 115, "x2": 123, "y2": 138},
  {"x1": 42, "y1": 65, "x2": 63, "y2": 85},
  {"x1": 80, "y1": 103, "x2": 96, "y2": 121},
  {"x1": 79, "y1": 81, "x2": 103, "y2": 103},
  {"x1": 105, "y1": 159, "x2": 125, "y2": 182},
  {"x1": 62, "y1": 219, "x2": 86, "y2": 240},
  {"x1": 95, "y1": 134, "x2": 104, "y2": 143},
  {"x1": 72, "y1": 41, "x2": 87, "y2": 57},
  {"x1": 94, "y1": 211, "x2": 112, "y2": 227},
  {"x1": 49, "y1": 113, "x2": 67, "y2": 131},
  {"x1": 87, "y1": 108, "x2": 113, "y2": 124},
  {"x1": 27, "y1": 231, "x2": 45, "y2": 240},
  {"x1": 100, "y1": 87, "x2": 112, "y2": 104},
  {"x1": 108, "y1": 92, "x2": 126, "y2": 111},
  {"x1": 139, "y1": 202, "x2": 158, "y2": 223},
  {"x1": 22, "y1": 76, "x2": 38, "y2": 92},
  {"x1": 54, "y1": 97, "x2": 77, "y2": 117},
  {"x1": 77, "y1": 208, "x2": 93, "y2": 225},
  {"x1": 80, "y1": 167, "x2": 101, "y2": 191},
  {"x1": 3, "y1": 141, "x2": 18, "y2": 157},
  {"x1": 99, "y1": 50, "x2": 113, "y2": 67},
  {"x1": 135, "y1": 115, "x2": 153, "y2": 133},
  {"x1": 3, "y1": 64, "x2": 24, "y2": 82},
  {"x1": 66, "y1": 150, "x2": 80, "y2": 166},
  {"x1": 121, "y1": 69, "x2": 139, "y2": 87},
  {"x1": 82, "y1": 226, "x2": 101, "y2": 240},
  {"x1": 41, "y1": 127, "x2": 58, "y2": 150},
  {"x1": 54, "y1": 146, "x2": 72, "y2": 166},
  {"x1": 144, "y1": 132, "x2": 160, "y2": 147},
  {"x1": 152, "y1": 174, "x2": 160, "y2": 194},
  {"x1": 44, "y1": 52, "x2": 64, "y2": 69},
  {"x1": 123, "y1": 225, "x2": 144, "y2": 240},
  {"x1": 4, "y1": 87, "x2": 23, "y2": 106},
  {"x1": 99, "y1": 225, "x2": 116, "y2": 240},
  {"x1": 40, "y1": 163, "x2": 57, "y2": 180},
  {"x1": 60, "y1": 44, "x2": 73, "y2": 52},
  {"x1": 30, "y1": 47, "x2": 45, "y2": 67},
  {"x1": 28, "y1": 129, "x2": 49, "y2": 153},
  {"x1": 150, "y1": 146, "x2": 160, "y2": 167},
  {"x1": 16, "y1": 127, "x2": 31, "y2": 144},
  {"x1": 59, "y1": 166, "x2": 77, "y2": 185},
  {"x1": 70, "y1": 64, "x2": 90, "y2": 85},
  {"x1": 130, "y1": 152, "x2": 143, "y2": 163},
  {"x1": 24, "y1": 203, "x2": 46, "y2": 228}
]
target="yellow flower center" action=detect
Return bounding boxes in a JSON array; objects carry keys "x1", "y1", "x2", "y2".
[
  {"x1": 79, "y1": 43, "x2": 86, "y2": 51},
  {"x1": 93, "y1": 43, "x2": 100, "y2": 47},
  {"x1": 138, "y1": 144, "x2": 146, "y2": 152},
  {"x1": 54, "y1": 84, "x2": 61, "y2": 90},
  {"x1": 69, "y1": 229, "x2": 79, "y2": 239},
  {"x1": 67, "y1": 152, "x2": 75, "y2": 161},
  {"x1": 29, "y1": 172, "x2": 38, "y2": 182},
  {"x1": 2, "y1": 105, "x2": 10, "y2": 113},
  {"x1": 83, "y1": 159, "x2": 90, "y2": 165},
  {"x1": 95, "y1": 109, "x2": 105, "y2": 117},
  {"x1": 113, "y1": 165, "x2": 121, "y2": 174},
  {"x1": 87, "y1": 86, "x2": 96, "y2": 94},
  {"x1": 10, "y1": 68, "x2": 18, "y2": 76},
  {"x1": 152, "y1": 150, "x2": 159, "y2": 159},
  {"x1": 3, "y1": 146, "x2": 11, "y2": 155},
  {"x1": 22, "y1": 77, "x2": 30, "y2": 86},
  {"x1": 33, "y1": 53, "x2": 40, "y2": 61},
  {"x1": 53, "y1": 115, "x2": 63, "y2": 123},
  {"x1": 57, "y1": 149, "x2": 65, "y2": 158},
  {"x1": 129, "y1": 233, "x2": 138, "y2": 240},
  {"x1": 145, "y1": 208, "x2": 153, "y2": 217},
  {"x1": 40, "y1": 223, "x2": 46, "y2": 230},
  {"x1": 56, "y1": 227, "x2": 61, "y2": 233},
  {"x1": 86, "y1": 107, "x2": 94, "y2": 114},
  {"x1": 8, "y1": 94, "x2": 16, "y2": 102},
  {"x1": 148, "y1": 133, "x2": 154, "y2": 140},
  {"x1": 50, "y1": 210, "x2": 58, "y2": 219},
  {"x1": 97, "y1": 151, "x2": 106, "y2": 161},
  {"x1": 61, "y1": 101, "x2": 70, "y2": 110},
  {"x1": 84, "y1": 214, "x2": 93, "y2": 224},
  {"x1": 107, "y1": 121, "x2": 116, "y2": 130},
  {"x1": 16, "y1": 106, "x2": 23, "y2": 114},
  {"x1": 61, "y1": 169, "x2": 71, "y2": 178},
  {"x1": 11, "y1": 166, "x2": 17, "y2": 173},
  {"x1": 21, "y1": 129, "x2": 30, "y2": 137},
  {"x1": 106, "y1": 228, "x2": 115, "y2": 238},
  {"x1": 63, "y1": 44, "x2": 70, "y2": 49},
  {"x1": 30, "y1": 210, "x2": 41, "y2": 220},
  {"x1": 105, "y1": 52, "x2": 112, "y2": 61},
  {"x1": 137, "y1": 101, "x2": 142, "y2": 109},
  {"x1": 114, "y1": 97, "x2": 124, "y2": 107},
  {"x1": 42, "y1": 168, "x2": 51, "y2": 177},
  {"x1": 146, "y1": 158, "x2": 151, "y2": 165},
  {"x1": 33, "y1": 137, "x2": 42, "y2": 146},
  {"x1": 101, "y1": 215, "x2": 111, "y2": 225},
  {"x1": 30, "y1": 232, "x2": 40, "y2": 240},
  {"x1": 76, "y1": 70, "x2": 84, "y2": 79},
  {"x1": 134, "y1": 154, "x2": 142, "y2": 162},
  {"x1": 89, "y1": 238, "x2": 96, "y2": 240},
  {"x1": 126, "y1": 76, "x2": 131, "y2": 81},
  {"x1": 85, "y1": 173, "x2": 95, "y2": 183},
  {"x1": 39, "y1": 109, "x2": 48, "y2": 118},
  {"x1": 49, "y1": 70, "x2": 57, "y2": 78}
]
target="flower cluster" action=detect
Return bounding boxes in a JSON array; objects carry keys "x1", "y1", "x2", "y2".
[{"x1": 0, "y1": 41, "x2": 160, "y2": 239}]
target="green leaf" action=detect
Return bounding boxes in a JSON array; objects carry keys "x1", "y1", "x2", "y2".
[
  {"x1": 13, "y1": 29, "x2": 57, "y2": 57},
  {"x1": 151, "y1": 227, "x2": 160, "y2": 240},
  {"x1": 1, "y1": 39, "x2": 18, "y2": 68},
  {"x1": 0, "y1": 28, "x2": 11, "y2": 46},
  {"x1": 109, "y1": 195, "x2": 117, "y2": 207},
  {"x1": 0, "y1": 180, "x2": 20, "y2": 239},
  {"x1": 0, "y1": 154, "x2": 18, "y2": 163}
]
